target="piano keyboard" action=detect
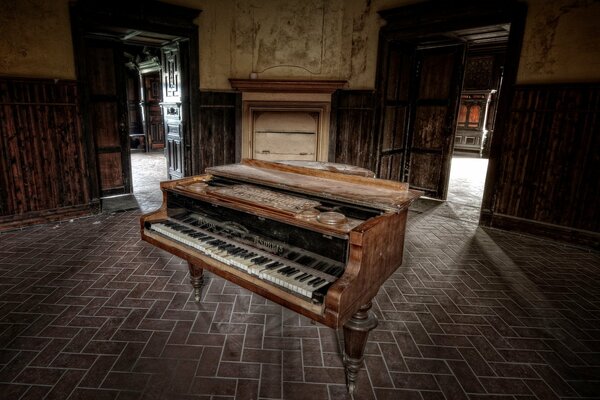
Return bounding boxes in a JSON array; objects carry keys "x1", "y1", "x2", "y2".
[{"x1": 147, "y1": 218, "x2": 342, "y2": 302}]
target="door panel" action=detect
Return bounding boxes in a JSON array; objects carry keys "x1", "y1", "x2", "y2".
[
  {"x1": 377, "y1": 42, "x2": 415, "y2": 180},
  {"x1": 412, "y1": 106, "x2": 447, "y2": 148},
  {"x1": 162, "y1": 42, "x2": 186, "y2": 179},
  {"x1": 87, "y1": 47, "x2": 117, "y2": 95},
  {"x1": 98, "y1": 153, "x2": 124, "y2": 188},
  {"x1": 379, "y1": 153, "x2": 403, "y2": 182},
  {"x1": 92, "y1": 103, "x2": 120, "y2": 147},
  {"x1": 142, "y1": 73, "x2": 165, "y2": 150},
  {"x1": 84, "y1": 39, "x2": 131, "y2": 196},
  {"x1": 407, "y1": 44, "x2": 465, "y2": 199}
]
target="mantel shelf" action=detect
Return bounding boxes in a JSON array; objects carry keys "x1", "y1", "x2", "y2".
[{"x1": 229, "y1": 79, "x2": 347, "y2": 94}]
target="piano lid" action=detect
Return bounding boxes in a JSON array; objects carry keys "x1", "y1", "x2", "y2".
[{"x1": 206, "y1": 159, "x2": 421, "y2": 212}]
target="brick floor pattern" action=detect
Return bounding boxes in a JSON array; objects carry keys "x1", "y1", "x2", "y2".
[{"x1": 0, "y1": 210, "x2": 599, "y2": 399}]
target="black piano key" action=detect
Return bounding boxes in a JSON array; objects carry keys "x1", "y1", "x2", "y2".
[
  {"x1": 314, "y1": 261, "x2": 329, "y2": 271},
  {"x1": 255, "y1": 257, "x2": 270, "y2": 265},
  {"x1": 311, "y1": 278, "x2": 325, "y2": 287},
  {"x1": 252, "y1": 256, "x2": 266, "y2": 264},
  {"x1": 324, "y1": 266, "x2": 335, "y2": 275},
  {"x1": 307, "y1": 277, "x2": 320, "y2": 285},
  {"x1": 298, "y1": 274, "x2": 312, "y2": 282},
  {"x1": 277, "y1": 266, "x2": 292, "y2": 275},
  {"x1": 229, "y1": 248, "x2": 244, "y2": 256},
  {"x1": 296, "y1": 256, "x2": 315, "y2": 266},
  {"x1": 295, "y1": 273, "x2": 308, "y2": 281},
  {"x1": 265, "y1": 261, "x2": 283, "y2": 269}
]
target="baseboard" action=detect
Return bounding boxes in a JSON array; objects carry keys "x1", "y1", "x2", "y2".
[
  {"x1": 480, "y1": 210, "x2": 600, "y2": 250},
  {"x1": 0, "y1": 202, "x2": 101, "y2": 232}
]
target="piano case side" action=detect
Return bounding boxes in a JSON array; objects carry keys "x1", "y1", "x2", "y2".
[{"x1": 324, "y1": 209, "x2": 409, "y2": 327}]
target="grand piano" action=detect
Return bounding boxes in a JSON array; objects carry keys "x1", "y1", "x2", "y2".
[{"x1": 140, "y1": 159, "x2": 421, "y2": 392}]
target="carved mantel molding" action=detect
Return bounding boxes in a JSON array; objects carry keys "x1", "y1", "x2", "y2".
[{"x1": 229, "y1": 79, "x2": 347, "y2": 93}]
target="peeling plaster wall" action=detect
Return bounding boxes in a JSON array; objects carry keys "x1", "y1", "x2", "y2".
[
  {"x1": 193, "y1": 0, "x2": 418, "y2": 89},
  {"x1": 194, "y1": 0, "x2": 600, "y2": 89},
  {"x1": 0, "y1": 0, "x2": 75, "y2": 79},
  {"x1": 1, "y1": 0, "x2": 598, "y2": 86},
  {"x1": 518, "y1": 0, "x2": 600, "y2": 83}
]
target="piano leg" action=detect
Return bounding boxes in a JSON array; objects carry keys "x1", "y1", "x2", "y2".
[
  {"x1": 342, "y1": 302, "x2": 378, "y2": 394},
  {"x1": 187, "y1": 262, "x2": 205, "y2": 302}
]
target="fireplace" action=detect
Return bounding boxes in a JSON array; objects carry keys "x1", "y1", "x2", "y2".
[{"x1": 230, "y1": 79, "x2": 347, "y2": 162}]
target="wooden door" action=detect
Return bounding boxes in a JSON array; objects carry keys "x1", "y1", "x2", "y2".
[
  {"x1": 377, "y1": 42, "x2": 415, "y2": 182},
  {"x1": 125, "y1": 71, "x2": 145, "y2": 151},
  {"x1": 161, "y1": 42, "x2": 186, "y2": 179},
  {"x1": 84, "y1": 39, "x2": 131, "y2": 196},
  {"x1": 142, "y1": 73, "x2": 165, "y2": 150},
  {"x1": 407, "y1": 44, "x2": 465, "y2": 199},
  {"x1": 378, "y1": 42, "x2": 465, "y2": 199}
]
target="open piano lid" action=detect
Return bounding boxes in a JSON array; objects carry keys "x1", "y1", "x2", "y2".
[{"x1": 206, "y1": 159, "x2": 421, "y2": 213}]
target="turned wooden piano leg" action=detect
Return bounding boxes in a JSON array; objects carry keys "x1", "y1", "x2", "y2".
[
  {"x1": 187, "y1": 262, "x2": 205, "y2": 302},
  {"x1": 343, "y1": 302, "x2": 378, "y2": 394}
]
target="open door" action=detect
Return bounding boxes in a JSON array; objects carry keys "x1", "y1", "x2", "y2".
[
  {"x1": 377, "y1": 42, "x2": 415, "y2": 182},
  {"x1": 83, "y1": 39, "x2": 131, "y2": 197},
  {"x1": 161, "y1": 41, "x2": 187, "y2": 180},
  {"x1": 407, "y1": 44, "x2": 465, "y2": 199},
  {"x1": 377, "y1": 42, "x2": 465, "y2": 199}
]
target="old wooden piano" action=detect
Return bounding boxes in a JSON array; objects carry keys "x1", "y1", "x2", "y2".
[{"x1": 140, "y1": 159, "x2": 420, "y2": 392}]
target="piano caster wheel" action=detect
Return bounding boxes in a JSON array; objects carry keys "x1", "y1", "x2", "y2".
[
  {"x1": 347, "y1": 381, "x2": 356, "y2": 395},
  {"x1": 193, "y1": 287, "x2": 202, "y2": 302}
]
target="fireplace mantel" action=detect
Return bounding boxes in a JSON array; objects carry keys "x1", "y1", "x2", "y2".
[
  {"x1": 231, "y1": 79, "x2": 346, "y2": 163},
  {"x1": 229, "y1": 79, "x2": 347, "y2": 94}
]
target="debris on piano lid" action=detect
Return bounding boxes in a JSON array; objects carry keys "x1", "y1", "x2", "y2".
[
  {"x1": 317, "y1": 211, "x2": 347, "y2": 225},
  {"x1": 185, "y1": 182, "x2": 208, "y2": 192},
  {"x1": 296, "y1": 208, "x2": 320, "y2": 220}
]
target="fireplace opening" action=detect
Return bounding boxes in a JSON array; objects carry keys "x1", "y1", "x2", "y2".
[
  {"x1": 252, "y1": 110, "x2": 319, "y2": 161},
  {"x1": 230, "y1": 79, "x2": 347, "y2": 163}
]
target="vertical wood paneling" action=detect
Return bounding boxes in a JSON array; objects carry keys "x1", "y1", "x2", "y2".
[
  {"x1": 0, "y1": 78, "x2": 94, "y2": 227},
  {"x1": 492, "y1": 84, "x2": 600, "y2": 235},
  {"x1": 198, "y1": 91, "x2": 239, "y2": 173},
  {"x1": 330, "y1": 90, "x2": 376, "y2": 172}
]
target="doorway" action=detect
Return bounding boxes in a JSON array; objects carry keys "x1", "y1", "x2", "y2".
[
  {"x1": 124, "y1": 45, "x2": 168, "y2": 212},
  {"x1": 70, "y1": 0, "x2": 199, "y2": 209},
  {"x1": 375, "y1": 1, "x2": 527, "y2": 223},
  {"x1": 448, "y1": 36, "x2": 507, "y2": 221}
]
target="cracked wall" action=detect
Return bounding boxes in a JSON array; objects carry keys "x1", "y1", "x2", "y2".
[
  {"x1": 518, "y1": 0, "x2": 600, "y2": 83},
  {"x1": 1, "y1": 0, "x2": 598, "y2": 87}
]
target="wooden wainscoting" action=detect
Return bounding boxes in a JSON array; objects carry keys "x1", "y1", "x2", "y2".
[
  {"x1": 330, "y1": 90, "x2": 377, "y2": 173},
  {"x1": 198, "y1": 91, "x2": 240, "y2": 173},
  {"x1": 483, "y1": 83, "x2": 600, "y2": 248},
  {"x1": 0, "y1": 78, "x2": 97, "y2": 230}
]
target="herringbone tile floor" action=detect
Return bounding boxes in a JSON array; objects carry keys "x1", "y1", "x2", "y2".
[{"x1": 1, "y1": 209, "x2": 599, "y2": 399}]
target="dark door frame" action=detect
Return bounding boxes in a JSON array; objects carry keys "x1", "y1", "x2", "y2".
[
  {"x1": 375, "y1": 0, "x2": 528, "y2": 220},
  {"x1": 70, "y1": 0, "x2": 200, "y2": 201}
]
